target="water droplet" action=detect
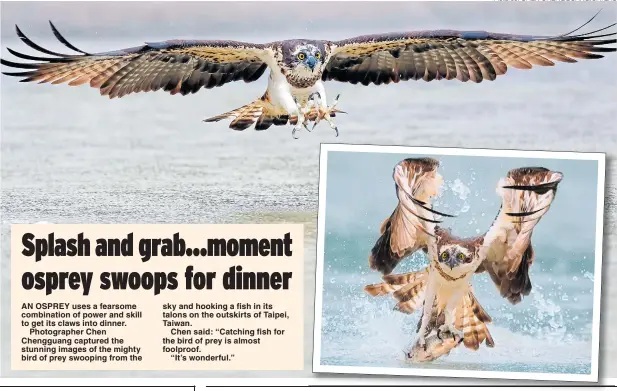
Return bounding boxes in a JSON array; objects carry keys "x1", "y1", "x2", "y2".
[{"x1": 449, "y1": 178, "x2": 471, "y2": 200}]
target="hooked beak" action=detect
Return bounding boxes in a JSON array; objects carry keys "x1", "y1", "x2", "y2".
[
  {"x1": 307, "y1": 56, "x2": 317, "y2": 70},
  {"x1": 444, "y1": 257, "x2": 459, "y2": 270}
]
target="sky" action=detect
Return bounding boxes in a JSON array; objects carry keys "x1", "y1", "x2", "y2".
[{"x1": 1, "y1": 1, "x2": 616, "y2": 46}]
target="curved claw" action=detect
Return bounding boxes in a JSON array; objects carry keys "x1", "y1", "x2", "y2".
[
  {"x1": 438, "y1": 325, "x2": 461, "y2": 342},
  {"x1": 417, "y1": 335, "x2": 426, "y2": 349},
  {"x1": 308, "y1": 92, "x2": 322, "y2": 101},
  {"x1": 334, "y1": 126, "x2": 339, "y2": 137},
  {"x1": 292, "y1": 127, "x2": 300, "y2": 139},
  {"x1": 312, "y1": 113, "x2": 323, "y2": 130}
]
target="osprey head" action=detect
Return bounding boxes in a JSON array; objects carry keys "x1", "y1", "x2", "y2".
[
  {"x1": 436, "y1": 243, "x2": 479, "y2": 276},
  {"x1": 280, "y1": 40, "x2": 326, "y2": 74}
]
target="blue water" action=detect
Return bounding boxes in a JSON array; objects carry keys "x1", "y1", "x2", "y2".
[{"x1": 319, "y1": 152, "x2": 597, "y2": 375}]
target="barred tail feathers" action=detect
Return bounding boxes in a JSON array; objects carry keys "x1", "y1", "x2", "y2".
[
  {"x1": 203, "y1": 93, "x2": 291, "y2": 131},
  {"x1": 203, "y1": 91, "x2": 341, "y2": 131}
]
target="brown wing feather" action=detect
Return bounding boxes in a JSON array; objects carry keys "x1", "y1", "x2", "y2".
[
  {"x1": 1, "y1": 22, "x2": 269, "y2": 98},
  {"x1": 324, "y1": 18, "x2": 615, "y2": 86},
  {"x1": 478, "y1": 167, "x2": 563, "y2": 304},
  {"x1": 382, "y1": 268, "x2": 429, "y2": 286},
  {"x1": 369, "y1": 157, "x2": 450, "y2": 275},
  {"x1": 363, "y1": 281, "x2": 399, "y2": 297},
  {"x1": 393, "y1": 280, "x2": 427, "y2": 314},
  {"x1": 364, "y1": 268, "x2": 428, "y2": 314}
]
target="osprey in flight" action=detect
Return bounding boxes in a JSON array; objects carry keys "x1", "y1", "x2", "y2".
[
  {"x1": 1, "y1": 17, "x2": 615, "y2": 138},
  {"x1": 364, "y1": 158, "x2": 563, "y2": 362}
]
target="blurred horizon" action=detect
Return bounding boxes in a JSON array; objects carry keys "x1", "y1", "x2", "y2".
[{"x1": 2, "y1": 2, "x2": 616, "y2": 46}]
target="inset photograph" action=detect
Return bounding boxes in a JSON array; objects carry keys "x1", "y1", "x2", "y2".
[{"x1": 313, "y1": 144, "x2": 605, "y2": 382}]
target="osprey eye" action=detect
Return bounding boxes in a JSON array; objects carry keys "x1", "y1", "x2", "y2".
[
  {"x1": 297, "y1": 53, "x2": 306, "y2": 60},
  {"x1": 315, "y1": 52, "x2": 321, "y2": 59},
  {"x1": 440, "y1": 252, "x2": 447, "y2": 260},
  {"x1": 458, "y1": 253, "x2": 465, "y2": 261}
]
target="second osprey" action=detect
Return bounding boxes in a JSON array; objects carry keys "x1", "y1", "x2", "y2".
[{"x1": 364, "y1": 158, "x2": 563, "y2": 362}]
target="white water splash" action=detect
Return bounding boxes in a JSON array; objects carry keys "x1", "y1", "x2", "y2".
[
  {"x1": 532, "y1": 291, "x2": 567, "y2": 342},
  {"x1": 449, "y1": 178, "x2": 471, "y2": 200},
  {"x1": 319, "y1": 276, "x2": 592, "y2": 373}
]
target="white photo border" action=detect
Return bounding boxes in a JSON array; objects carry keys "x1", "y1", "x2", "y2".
[{"x1": 312, "y1": 143, "x2": 606, "y2": 383}]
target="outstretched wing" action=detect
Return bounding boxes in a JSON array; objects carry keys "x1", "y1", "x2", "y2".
[
  {"x1": 1, "y1": 22, "x2": 270, "y2": 98},
  {"x1": 368, "y1": 157, "x2": 454, "y2": 275},
  {"x1": 323, "y1": 15, "x2": 615, "y2": 85},
  {"x1": 478, "y1": 167, "x2": 563, "y2": 304}
]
